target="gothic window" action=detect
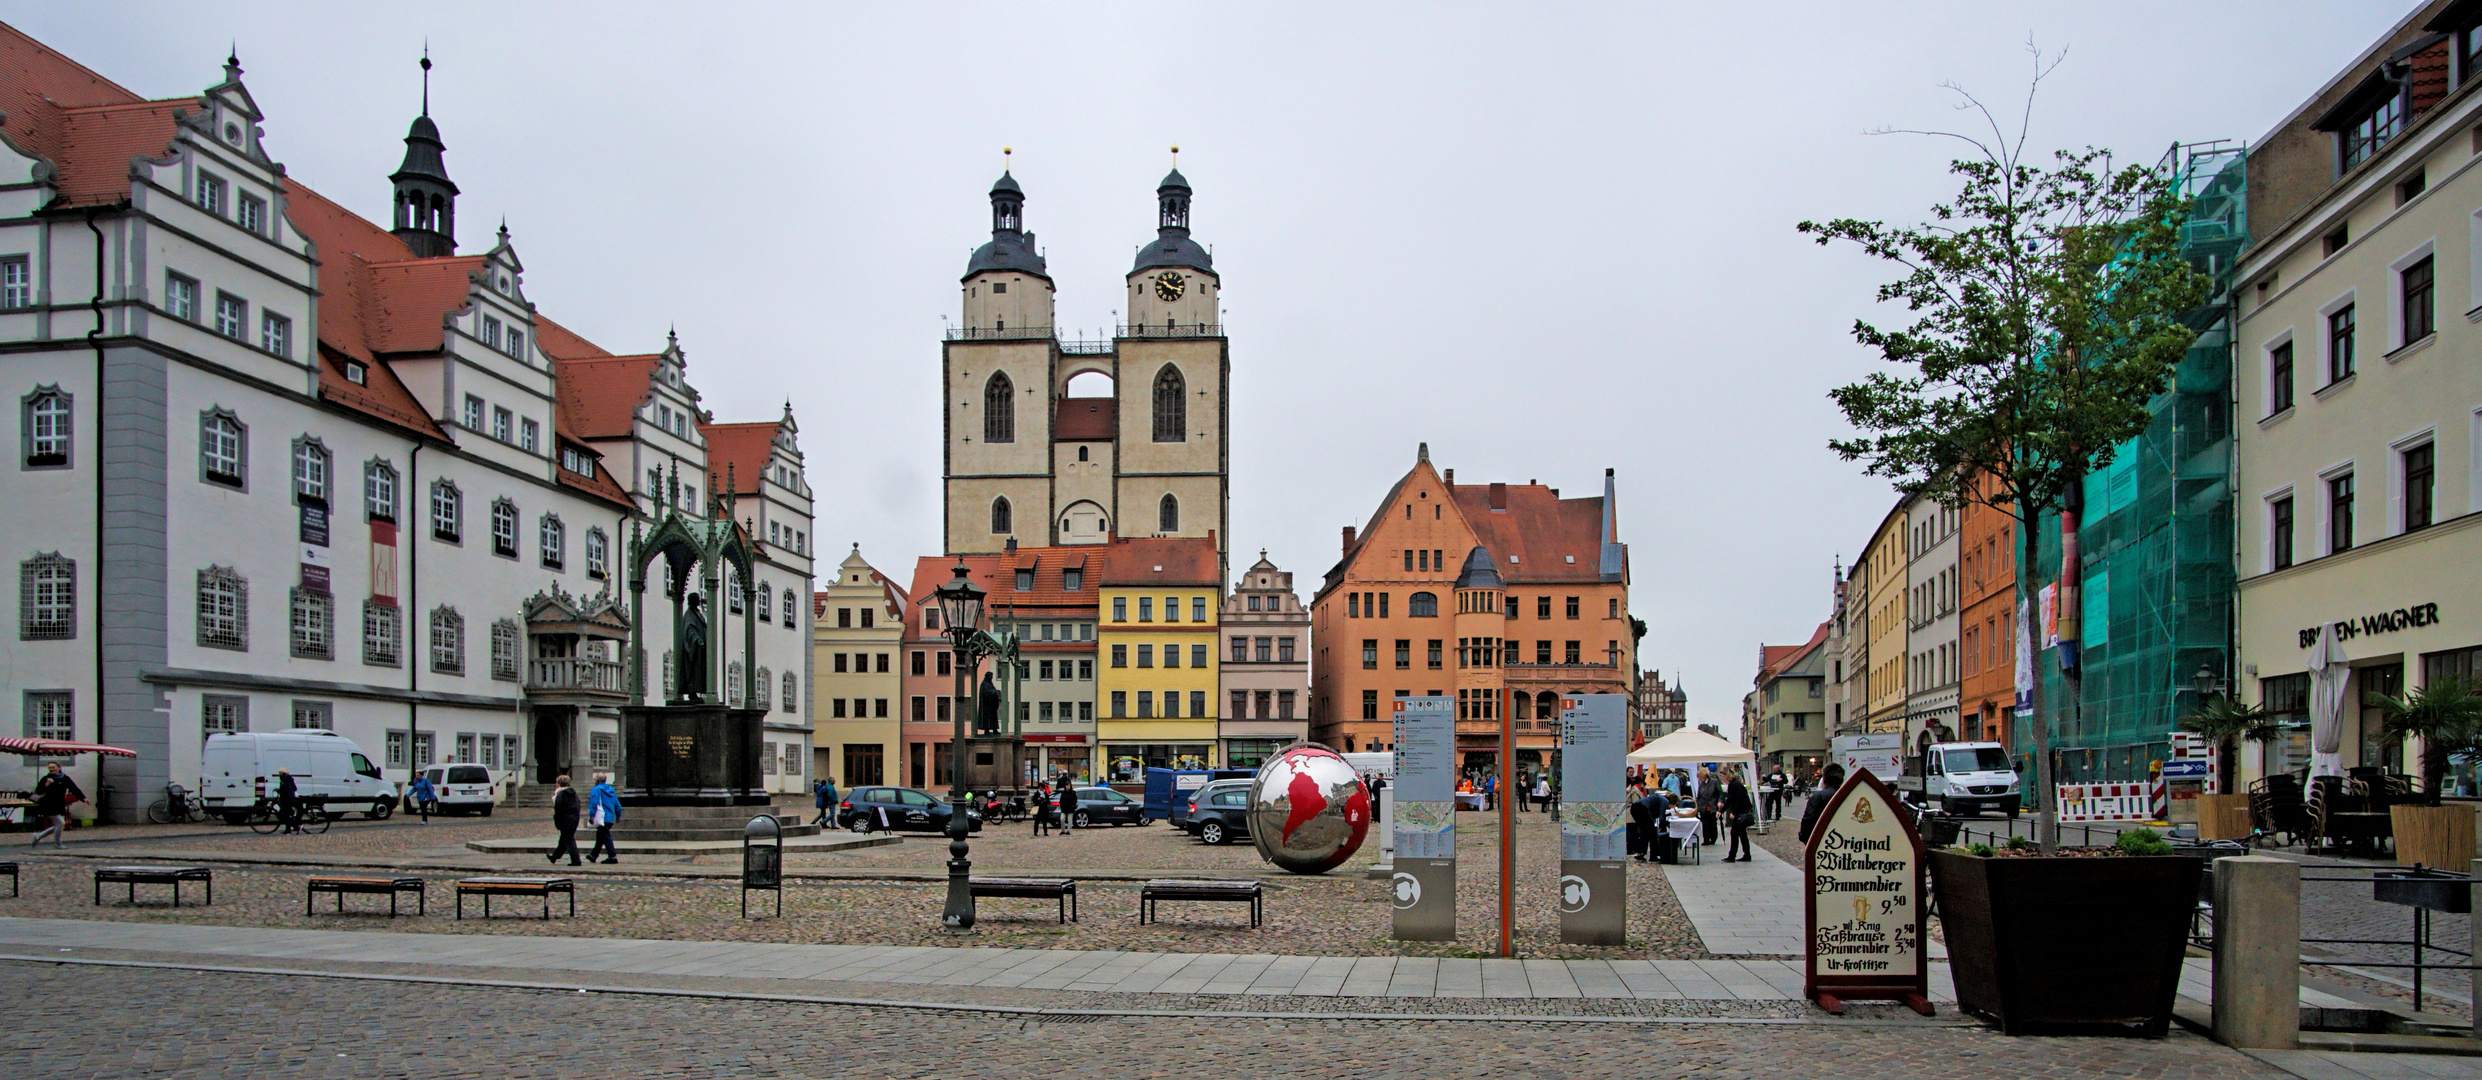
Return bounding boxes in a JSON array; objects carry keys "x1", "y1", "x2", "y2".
[
  {"x1": 430, "y1": 480, "x2": 462, "y2": 543},
  {"x1": 364, "y1": 459, "x2": 397, "y2": 521},
  {"x1": 585, "y1": 528, "x2": 609, "y2": 579},
  {"x1": 19, "y1": 553, "x2": 73, "y2": 640},
  {"x1": 1158, "y1": 493, "x2": 1179, "y2": 533},
  {"x1": 362, "y1": 601, "x2": 400, "y2": 666},
  {"x1": 289, "y1": 587, "x2": 333, "y2": 659},
  {"x1": 490, "y1": 619, "x2": 520, "y2": 681},
  {"x1": 729, "y1": 661, "x2": 746, "y2": 707},
  {"x1": 539, "y1": 514, "x2": 565, "y2": 569},
  {"x1": 199, "y1": 409, "x2": 246, "y2": 488},
  {"x1": 196, "y1": 566, "x2": 247, "y2": 650},
  {"x1": 1408, "y1": 591, "x2": 1439, "y2": 618},
  {"x1": 490, "y1": 498, "x2": 518, "y2": 558},
  {"x1": 22, "y1": 387, "x2": 69, "y2": 468},
  {"x1": 984, "y1": 372, "x2": 1015, "y2": 443},
  {"x1": 291, "y1": 436, "x2": 329, "y2": 505},
  {"x1": 758, "y1": 584, "x2": 773, "y2": 623},
  {"x1": 783, "y1": 672, "x2": 798, "y2": 713},
  {"x1": 429, "y1": 607, "x2": 464, "y2": 675},
  {"x1": 991, "y1": 496, "x2": 1012, "y2": 535},
  {"x1": 782, "y1": 589, "x2": 797, "y2": 629},
  {"x1": 756, "y1": 666, "x2": 773, "y2": 710},
  {"x1": 1151, "y1": 366, "x2": 1186, "y2": 442},
  {"x1": 730, "y1": 569, "x2": 747, "y2": 615}
]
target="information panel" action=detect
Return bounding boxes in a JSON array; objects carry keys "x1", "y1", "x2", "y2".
[
  {"x1": 1391, "y1": 694, "x2": 1456, "y2": 941},
  {"x1": 1557, "y1": 693, "x2": 1629, "y2": 945},
  {"x1": 1802, "y1": 768, "x2": 1929, "y2": 1014}
]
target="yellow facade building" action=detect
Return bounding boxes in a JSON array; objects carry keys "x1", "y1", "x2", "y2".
[
  {"x1": 1862, "y1": 500, "x2": 1911, "y2": 731},
  {"x1": 1096, "y1": 535, "x2": 1222, "y2": 781},
  {"x1": 811, "y1": 546, "x2": 906, "y2": 787}
]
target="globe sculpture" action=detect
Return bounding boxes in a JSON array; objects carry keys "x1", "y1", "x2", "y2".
[{"x1": 1246, "y1": 743, "x2": 1371, "y2": 874}]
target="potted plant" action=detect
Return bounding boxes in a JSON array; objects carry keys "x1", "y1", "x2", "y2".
[
  {"x1": 2177, "y1": 695, "x2": 2279, "y2": 840},
  {"x1": 1928, "y1": 829, "x2": 2203, "y2": 1036},
  {"x1": 2371, "y1": 676, "x2": 2482, "y2": 868}
]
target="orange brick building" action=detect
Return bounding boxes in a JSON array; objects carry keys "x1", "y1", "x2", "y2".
[
  {"x1": 1309, "y1": 448, "x2": 1632, "y2": 773},
  {"x1": 1958, "y1": 472, "x2": 2018, "y2": 743}
]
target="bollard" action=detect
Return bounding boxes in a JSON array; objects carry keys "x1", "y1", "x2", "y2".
[{"x1": 2211, "y1": 855, "x2": 2299, "y2": 1050}]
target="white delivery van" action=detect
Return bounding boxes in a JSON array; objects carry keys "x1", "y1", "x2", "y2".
[
  {"x1": 199, "y1": 731, "x2": 397, "y2": 822},
  {"x1": 1903, "y1": 741, "x2": 2022, "y2": 818}
]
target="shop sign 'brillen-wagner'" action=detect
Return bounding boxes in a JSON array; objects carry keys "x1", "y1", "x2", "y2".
[{"x1": 1803, "y1": 768, "x2": 1932, "y2": 1016}]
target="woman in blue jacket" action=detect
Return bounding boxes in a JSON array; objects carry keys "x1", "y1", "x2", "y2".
[{"x1": 586, "y1": 773, "x2": 623, "y2": 864}]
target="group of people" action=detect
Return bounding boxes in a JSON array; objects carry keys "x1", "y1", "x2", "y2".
[
  {"x1": 1624, "y1": 764, "x2": 1762, "y2": 863},
  {"x1": 544, "y1": 772, "x2": 623, "y2": 867},
  {"x1": 1025, "y1": 777, "x2": 1079, "y2": 837}
]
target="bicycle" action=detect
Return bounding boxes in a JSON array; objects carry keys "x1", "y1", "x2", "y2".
[
  {"x1": 145, "y1": 783, "x2": 212, "y2": 825},
  {"x1": 244, "y1": 797, "x2": 334, "y2": 835}
]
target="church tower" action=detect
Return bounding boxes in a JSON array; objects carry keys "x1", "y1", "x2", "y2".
[
  {"x1": 390, "y1": 54, "x2": 458, "y2": 258},
  {"x1": 940, "y1": 158, "x2": 1230, "y2": 577}
]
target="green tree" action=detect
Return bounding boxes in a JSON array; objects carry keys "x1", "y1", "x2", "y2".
[
  {"x1": 1799, "y1": 70, "x2": 2207, "y2": 849},
  {"x1": 2370, "y1": 677, "x2": 2482, "y2": 800}
]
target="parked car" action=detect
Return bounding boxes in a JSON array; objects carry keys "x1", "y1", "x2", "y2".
[
  {"x1": 416, "y1": 764, "x2": 500, "y2": 816},
  {"x1": 1184, "y1": 782, "x2": 1255, "y2": 846},
  {"x1": 199, "y1": 731, "x2": 397, "y2": 822},
  {"x1": 1067, "y1": 786, "x2": 1148, "y2": 828},
  {"x1": 839, "y1": 786, "x2": 982, "y2": 833}
]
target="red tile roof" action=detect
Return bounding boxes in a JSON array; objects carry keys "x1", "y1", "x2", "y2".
[
  {"x1": 699, "y1": 421, "x2": 780, "y2": 495},
  {"x1": 532, "y1": 314, "x2": 615, "y2": 361},
  {"x1": 1757, "y1": 621, "x2": 1833, "y2": 684},
  {"x1": 905, "y1": 546, "x2": 1106, "y2": 642},
  {"x1": 315, "y1": 342, "x2": 445, "y2": 441},
  {"x1": 1451, "y1": 481, "x2": 1609, "y2": 583},
  {"x1": 1054, "y1": 397, "x2": 1114, "y2": 440},
  {"x1": 1097, "y1": 534, "x2": 1219, "y2": 587},
  {"x1": 0, "y1": 24, "x2": 183, "y2": 207},
  {"x1": 365, "y1": 256, "x2": 487, "y2": 354},
  {"x1": 552, "y1": 354, "x2": 659, "y2": 440}
]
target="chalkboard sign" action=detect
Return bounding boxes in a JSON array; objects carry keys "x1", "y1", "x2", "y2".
[{"x1": 1803, "y1": 768, "x2": 1932, "y2": 1015}]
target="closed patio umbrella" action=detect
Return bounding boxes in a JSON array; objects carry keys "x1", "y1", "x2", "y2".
[{"x1": 2306, "y1": 622, "x2": 2349, "y2": 779}]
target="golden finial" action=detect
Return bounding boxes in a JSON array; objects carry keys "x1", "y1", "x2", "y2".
[
  {"x1": 1170, "y1": 144, "x2": 1179, "y2": 167},
  {"x1": 1003, "y1": 146, "x2": 1012, "y2": 171}
]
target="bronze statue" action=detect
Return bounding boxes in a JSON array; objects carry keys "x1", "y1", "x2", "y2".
[
  {"x1": 976, "y1": 670, "x2": 1003, "y2": 735},
  {"x1": 678, "y1": 593, "x2": 709, "y2": 700}
]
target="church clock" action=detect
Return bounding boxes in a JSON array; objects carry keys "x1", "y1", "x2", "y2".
[{"x1": 1153, "y1": 269, "x2": 1186, "y2": 301}]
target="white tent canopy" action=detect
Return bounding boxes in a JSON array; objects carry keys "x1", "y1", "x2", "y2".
[{"x1": 1626, "y1": 727, "x2": 1756, "y2": 766}]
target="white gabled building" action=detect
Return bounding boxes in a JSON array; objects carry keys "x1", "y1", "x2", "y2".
[{"x1": 0, "y1": 28, "x2": 813, "y2": 818}]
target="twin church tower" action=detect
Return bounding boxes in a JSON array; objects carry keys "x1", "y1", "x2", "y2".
[{"x1": 941, "y1": 163, "x2": 1230, "y2": 575}]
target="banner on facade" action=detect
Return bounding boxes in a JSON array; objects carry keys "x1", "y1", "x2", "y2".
[
  {"x1": 2013, "y1": 598, "x2": 2033, "y2": 713},
  {"x1": 1804, "y1": 768, "x2": 1931, "y2": 1015},
  {"x1": 1558, "y1": 692, "x2": 1629, "y2": 945},
  {"x1": 369, "y1": 519, "x2": 398, "y2": 603},
  {"x1": 1391, "y1": 694, "x2": 1456, "y2": 941},
  {"x1": 299, "y1": 503, "x2": 329, "y2": 547}
]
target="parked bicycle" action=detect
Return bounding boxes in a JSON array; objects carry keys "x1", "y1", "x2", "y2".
[
  {"x1": 145, "y1": 782, "x2": 212, "y2": 825},
  {"x1": 244, "y1": 795, "x2": 334, "y2": 835}
]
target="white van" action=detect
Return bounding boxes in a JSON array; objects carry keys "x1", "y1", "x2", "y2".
[
  {"x1": 1900, "y1": 741, "x2": 2022, "y2": 818},
  {"x1": 199, "y1": 731, "x2": 397, "y2": 822},
  {"x1": 416, "y1": 763, "x2": 499, "y2": 816}
]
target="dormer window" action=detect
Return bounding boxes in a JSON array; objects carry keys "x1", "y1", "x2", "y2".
[
  {"x1": 238, "y1": 194, "x2": 266, "y2": 236},
  {"x1": 196, "y1": 173, "x2": 226, "y2": 216},
  {"x1": 343, "y1": 361, "x2": 367, "y2": 386},
  {"x1": 2344, "y1": 94, "x2": 2403, "y2": 170},
  {"x1": 481, "y1": 315, "x2": 502, "y2": 349}
]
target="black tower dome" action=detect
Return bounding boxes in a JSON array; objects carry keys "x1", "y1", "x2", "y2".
[
  {"x1": 391, "y1": 53, "x2": 458, "y2": 258},
  {"x1": 1132, "y1": 166, "x2": 1212, "y2": 275},
  {"x1": 964, "y1": 169, "x2": 1049, "y2": 281}
]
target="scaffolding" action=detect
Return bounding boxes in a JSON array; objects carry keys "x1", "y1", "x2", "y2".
[{"x1": 2021, "y1": 141, "x2": 2245, "y2": 784}]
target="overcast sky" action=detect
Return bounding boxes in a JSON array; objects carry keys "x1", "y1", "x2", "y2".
[{"x1": 28, "y1": 2, "x2": 2410, "y2": 736}]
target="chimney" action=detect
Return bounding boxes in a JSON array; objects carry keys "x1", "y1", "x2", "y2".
[
  {"x1": 1444, "y1": 468, "x2": 1453, "y2": 485},
  {"x1": 1005, "y1": 537, "x2": 1017, "y2": 553},
  {"x1": 1342, "y1": 526, "x2": 1357, "y2": 554},
  {"x1": 1488, "y1": 482, "x2": 1508, "y2": 510}
]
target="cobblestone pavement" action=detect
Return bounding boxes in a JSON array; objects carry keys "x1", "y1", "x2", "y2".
[
  {"x1": 0, "y1": 814, "x2": 1712, "y2": 959},
  {"x1": 1, "y1": 962, "x2": 2283, "y2": 1079}
]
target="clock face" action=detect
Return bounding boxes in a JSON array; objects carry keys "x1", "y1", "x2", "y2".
[{"x1": 1154, "y1": 270, "x2": 1186, "y2": 302}]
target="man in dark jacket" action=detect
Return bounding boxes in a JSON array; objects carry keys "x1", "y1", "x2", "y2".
[
  {"x1": 1722, "y1": 768, "x2": 1756, "y2": 862},
  {"x1": 548, "y1": 774, "x2": 582, "y2": 866},
  {"x1": 276, "y1": 768, "x2": 303, "y2": 834},
  {"x1": 1798, "y1": 764, "x2": 1847, "y2": 845},
  {"x1": 1056, "y1": 779, "x2": 1079, "y2": 835},
  {"x1": 29, "y1": 761, "x2": 82, "y2": 847}
]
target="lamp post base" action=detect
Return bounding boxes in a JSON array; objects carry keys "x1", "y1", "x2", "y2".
[{"x1": 942, "y1": 831, "x2": 976, "y2": 928}]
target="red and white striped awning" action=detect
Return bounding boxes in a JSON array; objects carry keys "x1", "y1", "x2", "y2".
[{"x1": 0, "y1": 737, "x2": 137, "y2": 758}]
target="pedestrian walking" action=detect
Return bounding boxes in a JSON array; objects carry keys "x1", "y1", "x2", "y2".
[
  {"x1": 1722, "y1": 767, "x2": 1755, "y2": 862},
  {"x1": 1798, "y1": 763, "x2": 1846, "y2": 844},
  {"x1": 1057, "y1": 779, "x2": 1078, "y2": 834},
  {"x1": 275, "y1": 768, "x2": 302, "y2": 834},
  {"x1": 547, "y1": 774, "x2": 582, "y2": 866},
  {"x1": 587, "y1": 772, "x2": 622, "y2": 864},
  {"x1": 810, "y1": 777, "x2": 833, "y2": 826},
  {"x1": 1532, "y1": 774, "x2": 1550, "y2": 815},
  {"x1": 1031, "y1": 780, "x2": 1056, "y2": 837},
  {"x1": 28, "y1": 761, "x2": 82, "y2": 847},
  {"x1": 1483, "y1": 772, "x2": 1497, "y2": 811},
  {"x1": 407, "y1": 771, "x2": 436, "y2": 823}
]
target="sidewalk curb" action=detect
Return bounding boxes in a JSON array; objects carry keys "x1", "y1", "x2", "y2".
[{"x1": 0, "y1": 952, "x2": 1983, "y2": 1028}]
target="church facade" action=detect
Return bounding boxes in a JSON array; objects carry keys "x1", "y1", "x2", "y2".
[{"x1": 941, "y1": 167, "x2": 1230, "y2": 582}]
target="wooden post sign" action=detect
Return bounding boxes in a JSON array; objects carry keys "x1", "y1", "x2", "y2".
[{"x1": 1803, "y1": 768, "x2": 1933, "y2": 1016}]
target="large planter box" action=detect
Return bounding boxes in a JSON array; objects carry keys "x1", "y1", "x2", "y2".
[
  {"x1": 2195, "y1": 794, "x2": 2252, "y2": 841},
  {"x1": 1928, "y1": 849, "x2": 2203, "y2": 1036},
  {"x1": 2392, "y1": 803, "x2": 2476, "y2": 871}
]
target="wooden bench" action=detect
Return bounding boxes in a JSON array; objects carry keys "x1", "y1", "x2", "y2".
[
  {"x1": 306, "y1": 876, "x2": 427, "y2": 917},
  {"x1": 971, "y1": 877, "x2": 1077, "y2": 923},
  {"x1": 1, "y1": 861, "x2": 15, "y2": 898},
  {"x1": 94, "y1": 865, "x2": 212, "y2": 907},
  {"x1": 455, "y1": 876, "x2": 574, "y2": 920},
  {"x1": 1138, "y1": 879, "x2": 1262, "y2": 928}
]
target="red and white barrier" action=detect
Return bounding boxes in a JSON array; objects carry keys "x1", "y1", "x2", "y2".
[{"x1": 2056, "y1": 782, "x2": 2152, "y2": 822}]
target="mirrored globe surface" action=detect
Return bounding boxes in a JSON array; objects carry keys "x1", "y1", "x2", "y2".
[{"x1": 1247, "y1": 743, "x2": 1371, "y2": 874}]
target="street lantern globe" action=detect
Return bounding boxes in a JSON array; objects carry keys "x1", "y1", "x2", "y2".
[
  {"x1": 935, "y1": 561, "x2": 984, "y2": 638},
  {"x1": 2193, "y1": 664, "x2": 2217, "y2": 698}
]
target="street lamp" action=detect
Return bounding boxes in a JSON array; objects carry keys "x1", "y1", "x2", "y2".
[
  {"x1": 2191, "y1": 663, "x2": 2227, "y2": 702},
  {"x1": 932, "y1": 561, "x2": 987, "y2": 928}
]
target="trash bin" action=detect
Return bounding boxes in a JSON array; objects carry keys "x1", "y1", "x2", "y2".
[{"x1": 743, "y1": 814, "x2": 782, "y2": 918}]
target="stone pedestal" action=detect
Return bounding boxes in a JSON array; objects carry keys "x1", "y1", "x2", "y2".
[
  {"x1": 2211, "y1": 855, "x2": 2300, "y2": 1050},
  {"x1": 959, "y1": 736, "x2": 1025, "y2": 791},
  {"x1": 621, "y1": 704, "x2": 770, "y2": 806}
]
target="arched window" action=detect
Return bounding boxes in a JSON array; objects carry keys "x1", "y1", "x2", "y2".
[
  {"x1": 1535, "y1": 691, "x2": 1557, "y2": 717},
  {"x1": 585, "y1": 528, "x2": 608, "y2": 578},
  {"x1": 756, "y1": 666, "x2": 772, "y2": 710},
  {"x1": 429, "y1": 607, "x2": 465, "y2": 675},
  {"x1": 782, "y1": 589, "x2": 797, "y2": 628},
  {"x1": 364, "y1": 459, "x2": 397, "y2": 521},
  {"x1": 1151, "y1": 366, "x2": 1186, "y2": 442},
  {"x1": 991, "y1": 496, "x2": 1012, "y2": 534},
  {"x1": 1408, "y1": 591, "x2": 1438, "y2": 618},
  {"x1": 538, "y1": 514, "x2": 565, "y2": 569},
  {"x1": 22, "y1": 386, "x2": 71, "y2": 468},
  {"x1": 490, "y1": 499, "x2": 518, "y2": 557},
  {"x1": 291, "y1": 436, "x2": 330, "y2": 505},
  {"x1": 20, "y1": 553, "x2": 74, "y2": 640},
  {"x1": 757, "y1": 583, "x2": 772, "y2": 623},
  {"x1": 984, "y1": 372, "x2": 1014, "y2": 443},
  {"x1": 430, "y1": 480, "x2": 461, "y2": 542},
  {"x1": 197, "y1": 566, "x2": 247, "y2": 650},
  {"x1": 783, "y1": 672, "x2": 798, "y2": 712},
  {"x1": 729, "y1": 661, "x2": 746, "y2": 707},
  {"x1": 1158, "y1": 493, "x2": 1178, "y2": 533},
  {"x1": 662, "y1": 649, "x2": 676, "y2": 699},
  {"x1": 1513, "y1": 692, "x2": 1532, "y2": 720}
]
